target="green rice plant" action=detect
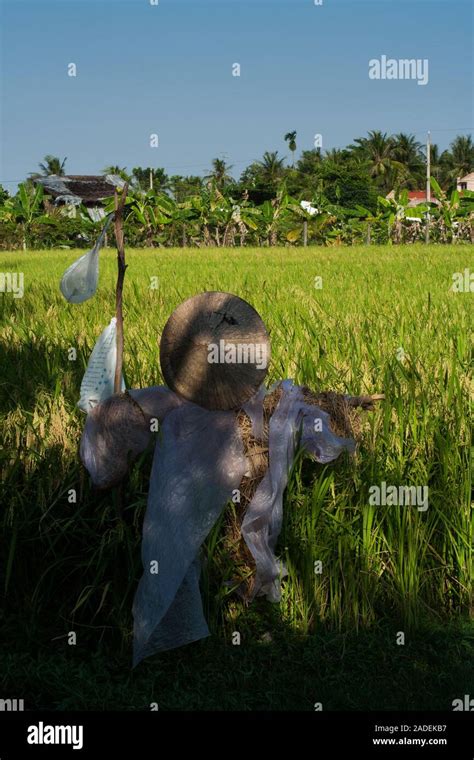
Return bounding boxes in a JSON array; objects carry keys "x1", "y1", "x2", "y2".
[{"x1": 0, "y1": 245, "x2": 471, "y2": 654}]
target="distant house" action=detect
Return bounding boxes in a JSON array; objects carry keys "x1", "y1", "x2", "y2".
[
  {"x1": 386, "y1": 190, "x2": 440, "y2": 207},
  {"x1": 456, "y1": 172, "x2": 474, "y2": 192},
  {"x1": 34, "y1": 174, "x2": 125, "y2": 220}
]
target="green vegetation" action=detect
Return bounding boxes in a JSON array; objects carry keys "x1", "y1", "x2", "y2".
[
  {"x1": 1, "y1": 132, "x2": 473, "y2": 249},
  {"x1": 0, "y1": 245, "x2": 472, "y2": 709}
]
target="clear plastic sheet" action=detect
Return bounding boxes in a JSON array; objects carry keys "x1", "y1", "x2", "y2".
[
  {"x1": 59, "y1": 215, "x2": 112, "y2": 304},
  {"x1": 132, "y1": 403, "x2": 247, "y2": 665},
  {"x1": 80, "y1": 381, "x2": 356, "y2": 665},
  {"x1": 241, "y1": 380, "x2": 355, "y2": 602}
]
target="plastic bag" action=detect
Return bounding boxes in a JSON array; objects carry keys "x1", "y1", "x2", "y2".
[
  {"x1": 59, "y1": 216, "x2": 111, "y2": 303},
  {"x1": 241, "y1": 380, "x2": 355, "y2": 602},
  {"x1": 78, "y1": 317, "x2": 126, "y2": 413},
  {"x1": 80, "y1": 393, "x2": 153, "y2": 489},
  {"x1": 79, "y1": 381, "x2": 357, "y2": 664},
  {"x1": 300, "y1": 200, "x2": 319, "y2": 216},
  {"x1": 132, "y1": 402, "x2": 247, "y2": 665},
  {"x1": 80, "y1": 387, "x2": 185, "y2": 489}
]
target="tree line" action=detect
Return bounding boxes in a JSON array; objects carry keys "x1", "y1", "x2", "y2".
[{"x1": 1, "y1": 131, "x2": 473, "y2": 249}]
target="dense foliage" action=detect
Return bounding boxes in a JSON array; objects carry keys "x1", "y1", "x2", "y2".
[{"x1": 1, "y1": 132, "x2": 473, "y2": 249}]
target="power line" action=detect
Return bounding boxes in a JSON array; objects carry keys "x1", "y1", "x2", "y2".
[{"x1": 412, "y1": 128, "x2": 473, "y2": 136}]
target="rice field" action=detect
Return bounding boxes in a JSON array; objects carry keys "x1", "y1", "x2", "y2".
[{"x1": 0, "y1": 244, "x2": 472, "y2": 709}]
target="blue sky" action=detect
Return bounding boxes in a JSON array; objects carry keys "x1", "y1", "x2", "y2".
[{"x1": 0, "y1": 0, "x2": 472, "y2": 190}]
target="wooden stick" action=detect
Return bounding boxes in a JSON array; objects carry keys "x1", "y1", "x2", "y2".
[{"x1": 113, "y1": 183, "x2": 129, "y2": 394}]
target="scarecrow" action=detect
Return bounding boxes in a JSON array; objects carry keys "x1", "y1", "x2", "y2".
[
  {"x1": 60, "y1": 192, "x2": 382, "y2": 665},
  {"x1": 79, "y1": 291, "x2": 382, "y2": 666}
]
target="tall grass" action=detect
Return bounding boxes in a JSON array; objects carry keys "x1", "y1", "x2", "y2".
[{"x1": 0, "y1": 245, "x2": 471, "y2": 655}]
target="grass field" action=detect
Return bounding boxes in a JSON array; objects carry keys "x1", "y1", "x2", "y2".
[{"x1": 0, "y1": 244, "x2": 472, "y2": 710}]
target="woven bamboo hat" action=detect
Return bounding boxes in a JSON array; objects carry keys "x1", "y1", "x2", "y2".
[{"x1": 160, "y1": 291, "x2": 270, "y2": 410}]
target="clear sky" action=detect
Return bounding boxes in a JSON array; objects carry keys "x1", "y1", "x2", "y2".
[{"x1": 0, "y1": 0, "x2": 472, "y2": 190}]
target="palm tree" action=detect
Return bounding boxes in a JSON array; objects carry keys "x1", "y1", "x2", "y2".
[
  {"x1": 441, "y1": 135, "x2": 474, "y2": 186},
  {"x1": 256, "y1": 151, "x2": 286, "y2": 185},
  {"x1": 284, "y1": 131, "x2": 297, "y2": 166},
  {"x1": 323, "y1": 148, "x2": 348, "y2": 165},
  {"x1": 391, "y1": 133, "x2": 424, "y2": 188},
  {"x1": 204, "y1": 158, "x2": 234, "y2": 190},
  {"x1": 296, "y1": 149, "x2": 322, "y2": 174},
  {"x1": 170, "y1": 175, "x2": 203, "y2": 203},
  {"x1": 349, "y1": 131, "x2": 403, "y2": 193},
  {"x1": 427, "y1": 143, "x2": 442, "y2": 183},
  {"x1": 33, "y1": 155, "x2": 67, "y2": 177}
]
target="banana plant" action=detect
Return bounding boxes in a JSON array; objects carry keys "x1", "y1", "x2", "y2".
[
  {"x1": 0, "y1": 182, "x2": 51, "y2": 249},
  {"x1": 229, "y1": 199, "x2": 260, "y2": 246},
  {"x1": 429, "y1": 177, "x2": 461, "y2": 242},
  {"x1": 206, "y1": 189, "x2": 261, "y2": 246},
  {"x1": 286, "y1": 195, "x2": 345, "y2": 245},
  {"x1": 109, "y1": 190, "x2": 173, "y2": 246},
  {"x1": 286, "y1": 201, "x2": 318, "y2": 245},
  {"x1": 455, "y1": 190, "x2": 474, "y2": 243},
  {"x1": 387, "y1": 189, "x2": 428, "y2": 243},
  {"x1": 180, "y1": 191, "x2": 214, "y2": 245},
  {"x1": 259, "y1": 189, "x2": 292, "y2": 246}
]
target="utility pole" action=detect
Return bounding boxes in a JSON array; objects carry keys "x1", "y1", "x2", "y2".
[
  {"x1": 425, "y1": 130, "x2": 431, "y2": 243},
  {"x1": 149, "y1": 168, "x2": 153, "y2": 191}
]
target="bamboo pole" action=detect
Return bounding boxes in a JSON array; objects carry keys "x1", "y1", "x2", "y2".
[
  {"x1": 425, "y1": 131, "x2": 431, "y2": 244},
  {"x1": 113, "y1": 183, "x2": 129, "y2": 394}
]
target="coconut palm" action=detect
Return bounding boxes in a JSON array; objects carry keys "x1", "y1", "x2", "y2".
[
  {"x1": 284, "y1": 131, "x2": 297, "y2": 166},
  {"x1": 392, "y1": 133, "x2": 423, "y2": 165},
  {"x1": 170, "y1": 175, "x2": 203, "y2": 203},
  {"x1": 323, "y1": 148, "x2": 349, "y2": 165},
  {"x1": 204, "y1": 158, "x2": 234, "y2": 190},
  {"x1": 392, "y1": 133, "x2": 424, "y2": 188},
  {"x1": 32, "y1": 155, "x2": 67, "y2": 177},
  {"x1": 349, "y1": 131, "x2": 403, "y2": 193},
  {"x1": 427, "y1": 143, "x2": 442, "y2": 184},
  {"x1": 256, "y1": 151, "x2": 286, "y2": 185},
  {"x1": 296, "y1": 149, "x2": 322, "y2": 174},
  {"x1": 441, "y1": 135, "x2": 474, "y2": 186}
]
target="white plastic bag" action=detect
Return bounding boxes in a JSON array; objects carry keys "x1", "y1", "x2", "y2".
[
  {"x1": 59, "y1": 216, "x2": 111, "y2": 303},
  {"x1": 78, "y1": 317, "x2": 125, "y2": 413},
  {"x1": 300, "y1": 200, "x2": 319, "y2": 216}
]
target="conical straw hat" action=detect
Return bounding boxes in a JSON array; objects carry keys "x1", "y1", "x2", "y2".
[{"x1": 160, "y1": 291, "x2": 270, "y2": 410}]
